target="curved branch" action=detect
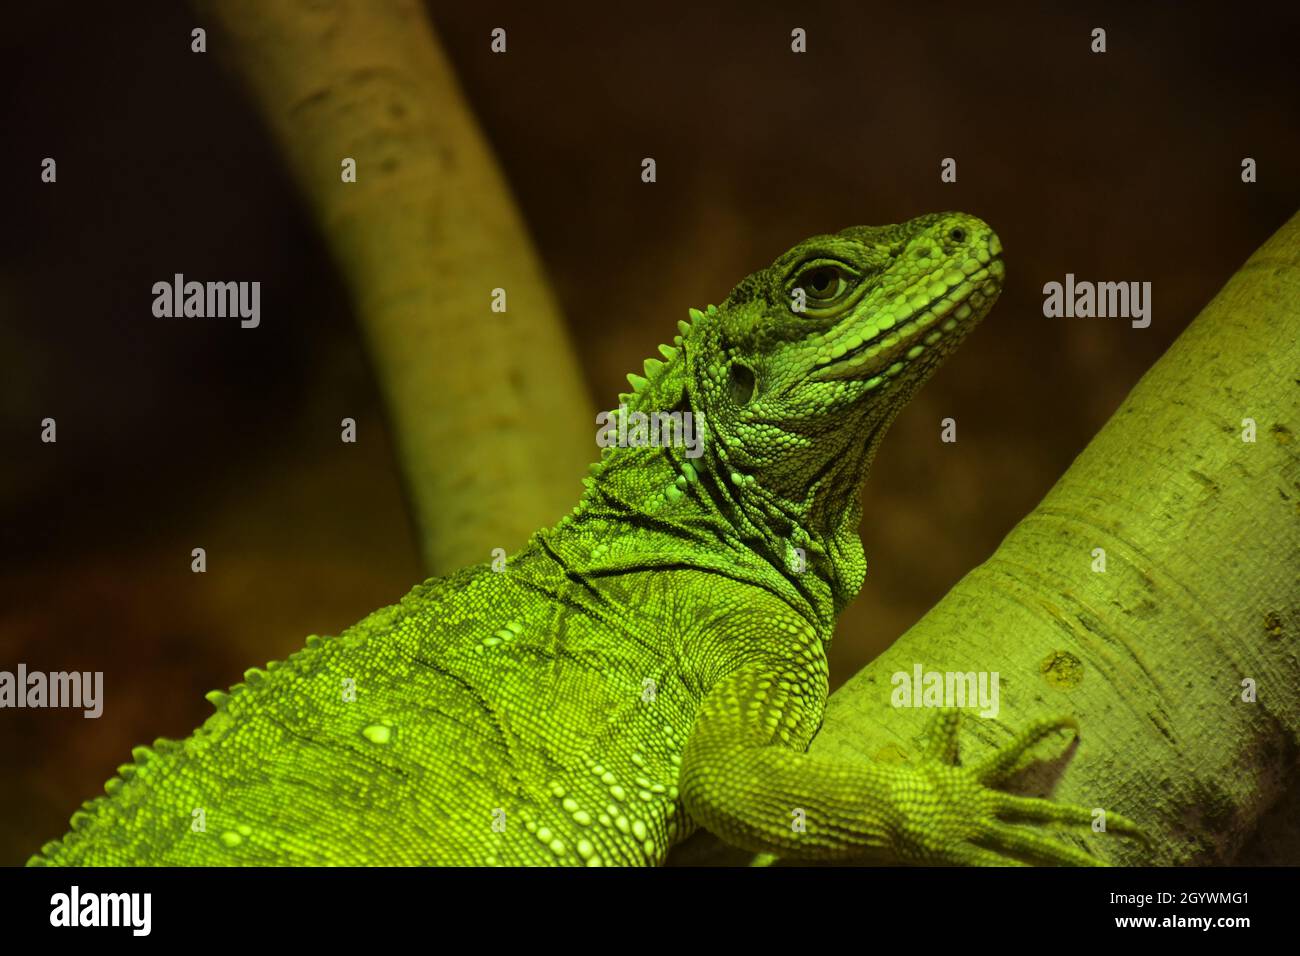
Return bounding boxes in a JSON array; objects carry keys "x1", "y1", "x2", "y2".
[{"x1": 192, "y1": 0, "x2": 594, "y2": 574}]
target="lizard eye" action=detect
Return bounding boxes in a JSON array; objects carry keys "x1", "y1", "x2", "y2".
[
  {"x1": 798, "y1": 266, "x2": 846, "y2": 302},
  {"x1": 788, "y1": 259, "x2": 861, "y2": 315}
]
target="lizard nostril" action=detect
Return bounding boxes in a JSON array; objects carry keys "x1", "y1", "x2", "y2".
[{"x1": 948, "y1": 227, "x2": 966, "y2": 243}]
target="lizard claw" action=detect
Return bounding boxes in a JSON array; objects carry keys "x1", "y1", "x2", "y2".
[{"x1": 892, "y1": 709, "x2": 1148, "y2": 866}]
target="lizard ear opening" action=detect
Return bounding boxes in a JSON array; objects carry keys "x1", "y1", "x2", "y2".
[{"x1": 728, "y1": 362, "x2": 756, "y2": 406}]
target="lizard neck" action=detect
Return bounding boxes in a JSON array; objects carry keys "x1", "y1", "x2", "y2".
[{"x1": 543, "y1": 308, "x2": 860, "y2": 633}]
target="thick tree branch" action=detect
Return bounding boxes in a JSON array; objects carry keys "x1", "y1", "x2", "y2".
[
  {"x1": 809, "y1": 209, "x2": 1300, "y2": 865},
  {"x1": 676, "y1": 209, "x2": 1300, "y2": 865}
]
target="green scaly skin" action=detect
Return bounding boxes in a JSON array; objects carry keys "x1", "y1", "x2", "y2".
[{"x1": 30, "y1": 212, "x2": 1145, "y2": 866}]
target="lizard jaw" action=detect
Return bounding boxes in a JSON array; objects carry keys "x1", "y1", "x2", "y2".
[{"x1": 811, "y1": 254, "x2": 1004, "y2": 384}]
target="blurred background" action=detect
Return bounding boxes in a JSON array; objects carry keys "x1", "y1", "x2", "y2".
[{"x1": 1, "y1": 1, "x2": 1297, "y2": 865}]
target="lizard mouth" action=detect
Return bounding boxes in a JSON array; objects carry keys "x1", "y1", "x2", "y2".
[{"x1": 812, "y1": 255, "x2": 1004, "y2": 383}]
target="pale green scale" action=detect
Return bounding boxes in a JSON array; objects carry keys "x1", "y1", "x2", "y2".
[{"x1": 362, "y1": 724, "x2": 391, "y2": 744}]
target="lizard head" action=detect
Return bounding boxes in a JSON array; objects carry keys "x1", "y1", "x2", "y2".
[{"x1": 684, "y1": 212, "x2": 1003, "y2": 589}]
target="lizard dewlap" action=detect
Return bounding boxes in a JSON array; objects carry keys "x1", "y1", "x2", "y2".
[{"x1": 30, "y1": 213, "x2": 1143, "y2": 867}]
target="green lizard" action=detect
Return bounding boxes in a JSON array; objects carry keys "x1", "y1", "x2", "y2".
[{"x1": 30, "y1": 212, "x2": 1144, "y2": 866}]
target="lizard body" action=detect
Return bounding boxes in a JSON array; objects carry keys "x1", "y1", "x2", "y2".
[{"x1": 31, "y1": 212, "x2": 1141, "y2": 866}]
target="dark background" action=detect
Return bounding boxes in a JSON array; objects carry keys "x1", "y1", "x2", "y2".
[{"x1": 1, "y1": 1, "x2": 1297, "y2": 865}]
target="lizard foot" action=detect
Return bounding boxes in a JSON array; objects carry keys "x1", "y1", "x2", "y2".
[{"x1": 887, "y1": 709, "x2": 1148, "y2": 866}]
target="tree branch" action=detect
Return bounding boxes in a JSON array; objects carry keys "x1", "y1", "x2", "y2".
[
  {"x1": 192, "y1": 0, "x2": 593, "y2": 574},
  {"x1": 676, "y1": 209, "x2": 1300, "y2": 865}
]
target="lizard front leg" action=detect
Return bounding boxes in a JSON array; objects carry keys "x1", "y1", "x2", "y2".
[{"x1": 679, "y1": 656, "x2": 1147, "y2": 865}]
